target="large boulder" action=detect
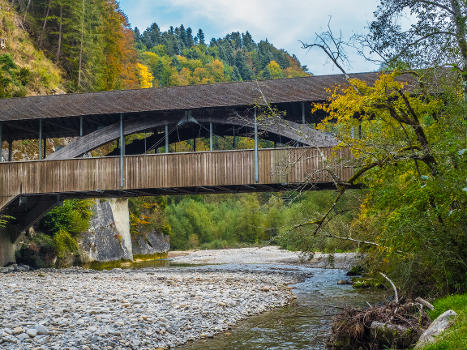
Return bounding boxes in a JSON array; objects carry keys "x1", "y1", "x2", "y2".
[
  {"x1": 415, "y1": 310, "x2": 457, "y2": 349},
  {"x1": 131, "y1": 231, "x2": 170, "y2": 257},
  {"x1": 79, "y1": 199, "x2": 133, "y2": 262}
]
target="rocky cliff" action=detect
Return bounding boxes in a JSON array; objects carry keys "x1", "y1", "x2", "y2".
[{"x1": 79, "y1": 198, "x2": 169, "y2": 263}]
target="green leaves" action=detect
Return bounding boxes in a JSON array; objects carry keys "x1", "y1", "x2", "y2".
[
  {"x1": 0, "y1": 54, "x2": 30, "y2": 98},
  {"x1": 39, "y1": 199, "x2": 93, "y2": 236}
]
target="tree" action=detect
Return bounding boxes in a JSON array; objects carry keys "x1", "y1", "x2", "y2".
[
  {"x1": 231, "y1": 66, "x2": 242, "y2": 81},
  {"x1": 185, "y1": 27, "x2": 194, "y2": 48},
  {"x1": 295, "y1": 12, "x2": 467, "y2": 295},
  {"x1": 196, "y1": 28, "x2": 205, "y2": 45},
  {"x1": 360, "y1": 1, "x2": 467, "y2": 97},
  {"x1": 242, "y1": 31, "x2": 255, "y2": 51},
  {"x1": 136, "y1": 63, "x2": 153, "y2": 88},
  {"x1": 234, "y1": 51, "x2": 254, "y2": 80},
  {"x1": 263, "y1": 60, "x2": 283, "y2": 79}
]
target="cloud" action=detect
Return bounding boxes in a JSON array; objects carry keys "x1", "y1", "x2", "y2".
[{"x1": 119, "y1": 0, "x2": 381, "y2": 74}]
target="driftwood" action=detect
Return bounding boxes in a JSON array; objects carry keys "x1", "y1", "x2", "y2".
[
  {"x1": 327, "y1": 300, "x2": 431, "y2": 350},
  {"x1": 379, "y1": 272, "x2": 399, "y2": 303},
  {"x1": 415, "y1": 297, "x2": 434, "y2": 310}
]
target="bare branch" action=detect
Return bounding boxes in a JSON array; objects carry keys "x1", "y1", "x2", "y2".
[{"x1": 379, "y1": 272, "x2": 399, "y2": 304}]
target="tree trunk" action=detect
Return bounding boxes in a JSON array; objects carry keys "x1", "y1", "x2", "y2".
[
  {"x1": 23, "y1": 0, "x2": 31, "y2": 22},
  {"x1": 55, "y1": 4, "x2": 63, "y2": 64},
  {"x1": 38, "y1": 0, "x2": 51, "y2": 48}
]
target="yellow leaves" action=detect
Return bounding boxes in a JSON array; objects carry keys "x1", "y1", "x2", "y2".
[
  {"x1": 130, "y1": 212, "x2": 150, "y2": 226},
  {"x1": 136, "y1": 63, "x2": 153, "y2": 88},
  {"x1": 205, "y1": 59, "x2": 225, "y2": 82},
  {"x1": 265, "y1": 60, "x2": 283, "y2": 79}
]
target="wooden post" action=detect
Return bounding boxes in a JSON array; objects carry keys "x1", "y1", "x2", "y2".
[
  {"x1": 39, "y1": 119, "x2": 43, "y2": 160},
  {"x1": 8, "y1": 139, "x2": 12, "y2": 162},
  {"x1": 120, "y1": 114, "x2": 125, "y2": 187},
  {"x1": 301, "y1": 102, "x2": 306, "y2": 124},
  {"x1": 209, "y1": 122, "x2": 213, "y2": 151},
  {"x1": 165, "y1": 124, "x2": 169, "y2": 153},
  {"x1": 232, "y1": 126, "x2": 236, "y2": 149},
  {"x1": 79, "y1": 116, "x2": 83, "y2": 137},
  {"x1": 254, "y1": 109, "x2": 259, "y2": 183}
]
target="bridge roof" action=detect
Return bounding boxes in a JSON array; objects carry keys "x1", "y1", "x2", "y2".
[{"x1": 0, "y1": 72, "x2": 382, "y2": 122}]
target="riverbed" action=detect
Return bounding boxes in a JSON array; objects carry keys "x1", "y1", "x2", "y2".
[{"x1": 0, "y1": 248, "x2": 385, "y2": 349}]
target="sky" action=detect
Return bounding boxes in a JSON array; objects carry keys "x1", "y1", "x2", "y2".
[{"x1": 118, "y1": 0, "x2": 381, "y2": 75}]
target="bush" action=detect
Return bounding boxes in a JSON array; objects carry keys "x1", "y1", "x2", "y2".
[
  {"x1": 54, "y1": 229, "x2": 78, "y2": 259},
  {"x1": 39, "y1": 199, "x2": 93, "y2": 236}
]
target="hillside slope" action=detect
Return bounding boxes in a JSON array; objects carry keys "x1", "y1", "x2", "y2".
[
  {"x1": 134, "y1": 23, "x2": 309, "y2": 88},
  {"x1": 0, "y1": 0, "x2": 62, "y2": 97}
]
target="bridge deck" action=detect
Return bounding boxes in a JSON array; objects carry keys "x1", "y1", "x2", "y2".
[{"x1": 0, "y1": 147, "x2": 352, "y2": 211}]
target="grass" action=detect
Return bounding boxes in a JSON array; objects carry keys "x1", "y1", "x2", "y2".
[{"x1": 417, "y1": 294, "x2": 467, "y2": 350}]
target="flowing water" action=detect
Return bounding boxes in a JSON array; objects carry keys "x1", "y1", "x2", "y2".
[
  {"x1": 89, "y1": 259, "x2": 385, "y2": 349},
  {"x1": 173, "y1": 264, "x2": 386, "y2": 350}
]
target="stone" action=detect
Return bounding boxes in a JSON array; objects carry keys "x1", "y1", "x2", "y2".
[
  {"x1": 0, "y1": 260, "x2": 298, "y2": 350},
  {"x1": 415, "y1": 310, "x2": 457, "y2": 349},
  {"x1": 2, "y1": 335, "x2": 18, "y2": 343},
  {"x1": 26, "y1": 329, "x2": 38, "y2": 338},
  {"x1": 17, "y1": 265, "x2": 30, "y2": 272},
  {"x1": 337, "y1": 279, "x2": 352, "y2": 285},
  {"x1": 12, "y1": 327, "x2": 24, "y2": 335},
  {"x1": 131, "y1": 231, "x2": 170, "y2": 256},
  {"x1": 33, "y1": 324, "x2": 49, "y2": 335},
  {"x1": 17, "y1": 333, "x2": 30, "y2": 341},
  {"x1": 79, "y1": 199, "x2": 133, "y2": 263}
]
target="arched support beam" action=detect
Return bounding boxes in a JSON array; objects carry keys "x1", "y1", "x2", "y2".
[{"x1": 47, "y1": 115, "x2": 337, "y2": 160}]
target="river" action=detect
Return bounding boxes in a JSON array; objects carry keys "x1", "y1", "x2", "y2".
[{"x1": 131, "y1": 260, "x2": 385, "y2": 350}]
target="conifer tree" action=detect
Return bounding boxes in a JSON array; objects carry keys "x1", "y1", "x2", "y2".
[{"x1": 196, "y1": 29, "x2": 205, "y2": 45}]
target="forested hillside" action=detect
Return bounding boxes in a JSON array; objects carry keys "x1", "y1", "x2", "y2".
[
  {"x1": 6, "y1": 0, "x2": 308, "y2": 93},
  {"x1": 10, "y1": 0, "x2": 140, "y2": 92},
  {"x1": 0, "y1": 0, "x2": 61, "y2": 97},
  {"x1": 133, "y1": 23, "x2": 308, "y2": 87}
]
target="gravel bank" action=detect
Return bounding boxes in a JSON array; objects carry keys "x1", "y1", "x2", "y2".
[
  {"x1": 170, "y1": 246, "x2": 360, "y2": 269},
  {"x1": 0, "y1": 267, "x2": 297, "y2": 350}
]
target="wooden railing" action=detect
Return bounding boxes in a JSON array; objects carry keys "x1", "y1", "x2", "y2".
[{"x1": 0, "y1": 147, "x2": 353, "y2": 211}]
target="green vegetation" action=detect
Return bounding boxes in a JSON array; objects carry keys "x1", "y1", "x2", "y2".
[
  {"x1": 0, "y1": 0, "x2": 62, "y2": 96},
  {"x1": 14, "y1": 0, "x2": 140, "y2": 92},
  {"x1": 128, "y1": 196, "x2": 171, "y2": 238},
  {"x1": 2, "y1": 0, "x2": 464, "y2": 306},
  {"x1": 166, "y1": 191, "x2": 362, "y2": 251},
  {"x1": 296, "y1": 0, "x2": 467, "y2": 297},
  {"x1": 418, "y1": 295, "x2": 467, "y2": 350},
  {"x1": 17, "y1": 199, "x2": 94, "y2": 266},
  {"x1": 40, "y1": 199, "x2": 94, "y2": 235},
  {"x1": 0, "y1": 53, "x2": 29, "y2": 97},
  {"x1": 309, "y1": 72, "x2": 466, "y2": 297},
  {"x1": 134, "y1": 22, "x2": 308, "y2": 88}
]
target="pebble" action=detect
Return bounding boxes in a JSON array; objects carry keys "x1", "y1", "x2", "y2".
[
  {"x1": 26, "y1": 329, "x2": 37, "y2": 338},
  {"x1": 0, "y1": 267, "x2": 296, "y2": 350},
  {"x1": 12, "y1": 327, "x2": 24, "y2": 335}
]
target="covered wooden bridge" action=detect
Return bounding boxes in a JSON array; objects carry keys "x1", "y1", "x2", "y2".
[{"x1": 0, "y1": 72, "x2": 376, "y2": 265}]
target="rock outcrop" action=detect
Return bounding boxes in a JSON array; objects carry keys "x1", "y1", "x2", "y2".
[
  {"x1": 79, "y1": 199, "x2": 133, "y2": 262},
  {"x1": 131, "y1": 231, "x2": 170, "y2": 257}
]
